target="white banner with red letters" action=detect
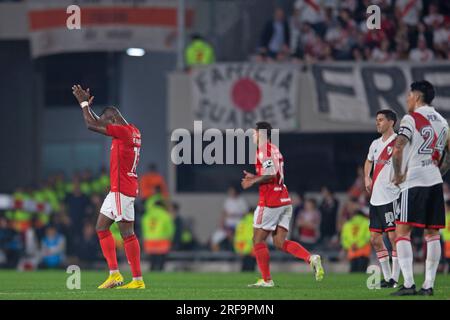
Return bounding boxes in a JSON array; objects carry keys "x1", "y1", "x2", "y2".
[
  {"x1": 27, "y1": 0, "x2": 194, "y2": 58},
  {"x1": 190, "y1": 63, "x2": 298, "y2": 130}
]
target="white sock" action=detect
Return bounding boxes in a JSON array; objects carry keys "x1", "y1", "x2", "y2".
[
  {"x1": 391, "y1": 250, "x2": 400, "y2": 282},
  {"x1": 110, "y1": 269, "x2": 119, "y2": 275},
  {"x1": 133, "y1": 277, "x2": 143, "y2": 281},
  {"x1": 376, "y1": 249, "x2": 391, "y2": 281},
  {"x1": 396, "y1": 238, "x2": 415, "y2": 288},
  {"x1": 423, "y1": 235, "x2": 441, "y2": 289}
]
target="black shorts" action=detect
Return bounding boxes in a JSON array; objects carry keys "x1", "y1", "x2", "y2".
[
  {"x1": 369, "y1": 202, "x2": 397, "y2": 233},
  {"x1": 396, "y1": 183, "x2": 445, "y2": 229}
]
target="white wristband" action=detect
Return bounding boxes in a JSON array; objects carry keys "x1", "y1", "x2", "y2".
[{"x1": 80, "y1": 101, "x2": 89, "y2": 108}]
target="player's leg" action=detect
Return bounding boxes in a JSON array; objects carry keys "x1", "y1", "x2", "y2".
[
  {"x1": 272, "y1": 206, "x2": 324, "y2": 281},
  {"x1": 392, "y1": 224, "x2": 414, "y2": 289},
  {"x1": 370, "y1": 203, "x2": 397, "y2": 286},
  {"x1": 96, "y1": 192, "x2": 122, "y2": 285},
  {"x1": 419, "y1": 228, "x2": 441, "y2": 295},
  {"x1": 391, "y1": 223, "x2": 416, "y2": 296},
  {"x1": 391, "y1": 187, "x2": 425, "y2": 296},
  {"x1": 419, "y1": 183, "x2": 446, "y2": 295},
  {"x1": 96, "y1": 211, "x2": 123, "y2": 288},
  {"x1": 250, "y1": 227, "x2": 272, "y2": 286},
  {"x1": 370, "y1": 231, "x2": 392, "y2": 284},
  {"x1": 273, "y1": 226, "x2": 311, "y2": 263},
  {"x1": 248, "y1": 206, "x2": 275, "y2": 287},
  {"x1": 117, "y1": 220, "x2": 143, "y2": 279},
  {"x1": 96, "y1": 213, "x2": 117, "y2": 271},
  {"x1": 387, "y1": 230, "x2": 400, "y2": 284},
  {"x1": 115, "y1": 193, "x2": 144, "y2": 289}
]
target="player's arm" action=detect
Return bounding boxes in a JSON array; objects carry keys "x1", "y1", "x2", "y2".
[
  {"x1": 241, "y1": 173, "x2": 277, "y2": 190},
  {"x1": 439, "y1": 132, "x2": 450, "y2": 176},
  {"x1": 364, "y1": 159, "x2": 373, "y2": 193},
  {"x1": 392, "y1": 135, "x2": 408, "y2": 185},
  {"x1": 364, "y1": 142, "x2": 374, "y2": 192},
  {"x1": 89, "y1": 106, "x2": 100, "y2": 120},
  {"x1": 241, "y1": 158, "x2": 278, "y2": 189},
  {"x1": 392, "y1": 116, "x2": 413, "y2": 185},
  {"x1": 72, "y1": 84, "x2": 108, "y2": 135}
]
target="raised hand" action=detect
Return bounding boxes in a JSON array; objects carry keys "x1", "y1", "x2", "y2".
[{"x1": 72, "y1": 84, "x2": 91, "y2": 104}]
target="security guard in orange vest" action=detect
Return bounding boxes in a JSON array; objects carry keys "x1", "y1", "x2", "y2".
[
  {"x1": 341, "y1": 209, "x2": 371, "y2": 272},
  {"x1": 234, "y1": 211, "x2": 256, "y2": 272},
  {"x1": 141, "y1": 198, "x2": 174, "y2": 271}
]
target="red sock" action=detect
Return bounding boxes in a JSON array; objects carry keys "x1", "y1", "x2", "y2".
[
  {"x1": 254, "y1": 243, "x2": 271, "y2": 281},
  {"x1": 97, "y1": 230, "x2": 118, "y2": 271},
  {"x1": 282, "y1": 240, "x2": 311, "y2": 263},
  {"x1": 123, "y1": 234, "x2": 142, "y2": 278}
]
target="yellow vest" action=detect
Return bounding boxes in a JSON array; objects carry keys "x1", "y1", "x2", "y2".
[
  {"x1": 341, "y1": 214, "x2": 371, "y2": 259},
  {"x1": 234, "y1": 214, "x2": 254, "y2": 255},
  {"x1": 185, "y1": 40, "x2": 215, "y2": 66},
  {"x1": 443, "y1": 212, "x2": 450, "y2": 258},
  {"x1": 442, "y1": 212, "x2": 450, "y2": 242}
]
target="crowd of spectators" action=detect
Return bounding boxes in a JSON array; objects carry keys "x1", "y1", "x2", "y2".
[
  {"x1": 256, "y1": 0, "x2": 450, "y2": 63},
  {"x1": 0, "y1": 169, "x2": 109, "y2": 270},
  {"x1": 0, "y1": 165, "x2": 198, "y2": 271},
  {"x1": 1, "y1": 164, "x2": 449, "y2": 272}
]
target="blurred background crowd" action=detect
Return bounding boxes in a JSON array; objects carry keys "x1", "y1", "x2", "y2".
[
  {"x1": 1, "y1": 164, "x2": 449, "y2": 274},
  {"x1": 253, "y1": 0, "x2": 450, "y2": 63},
  {"x1": 183, "y1": 0, "x2": 450, "y2": 68}
]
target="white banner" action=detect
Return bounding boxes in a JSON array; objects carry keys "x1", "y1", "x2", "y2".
[
  {"x1": 191, "y1": 64, "x2": 298, "y2": 130},
  {"x1": 27, "y1": 0, "x2": 193, "y2": 58},
  {"x1": 311, "y1": 62, "x2": 450, "y2": 123}
]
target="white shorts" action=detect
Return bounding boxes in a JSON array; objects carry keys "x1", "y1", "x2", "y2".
[
  {"x1": 100, "y1": 192, "x2": 135, "y2": 222},
  {"x1": 253, "y1": 205, "x2": 292, "y2": 231}
]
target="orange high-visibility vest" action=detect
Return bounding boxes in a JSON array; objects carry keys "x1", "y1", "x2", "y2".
[
  {"x1": 445, "y1": 241, "x2": 450, "y2": 259},
  {"x1": 144, "y1": 240, "x2": 171, "y2": 255},
  {"x1": 347, "y1": 244, "x2": 371, "y2": 260}
]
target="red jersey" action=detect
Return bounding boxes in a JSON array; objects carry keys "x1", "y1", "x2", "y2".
[
  {"x1": 255, "y1": 143, "x2": 291, "y2": 208},
  {"x1": 106, "y1": 124, "x2": 141, "y2": 197}
]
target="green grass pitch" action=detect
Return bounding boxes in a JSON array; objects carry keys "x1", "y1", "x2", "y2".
[{"x1": 0, "y1": 270, "x2": 448, "y2": 300}]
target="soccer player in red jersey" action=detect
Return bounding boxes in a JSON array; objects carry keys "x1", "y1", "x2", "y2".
[
  {"x1": 241, "y1": 122, "x2": 324, "y2": 287},
  {"x1": 72, "y1": 85, "x2": 144, "y2": 289}
]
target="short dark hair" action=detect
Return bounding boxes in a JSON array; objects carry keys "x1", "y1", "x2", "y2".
[
  {"x1": 410, "y1": 80, "x2": 435, "y2": 104},
  {"x1": 256, "y1": 121, "x2": 273, "y2": 140},
  {"x1": 376, "y1": 109, "x2": 397, "y2": 126}
]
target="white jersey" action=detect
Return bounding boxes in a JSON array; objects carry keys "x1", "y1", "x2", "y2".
[
  {"x1": 397, "y1": 106, "x2": 449, "y2": 190},
  {"x1": 367, "y1": 133, "x2": 399, "y2": 206}
]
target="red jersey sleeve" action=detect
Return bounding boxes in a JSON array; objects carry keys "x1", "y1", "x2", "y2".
[{"x1": 106, "y1": 124, "x2": 131, "y2": 140}]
